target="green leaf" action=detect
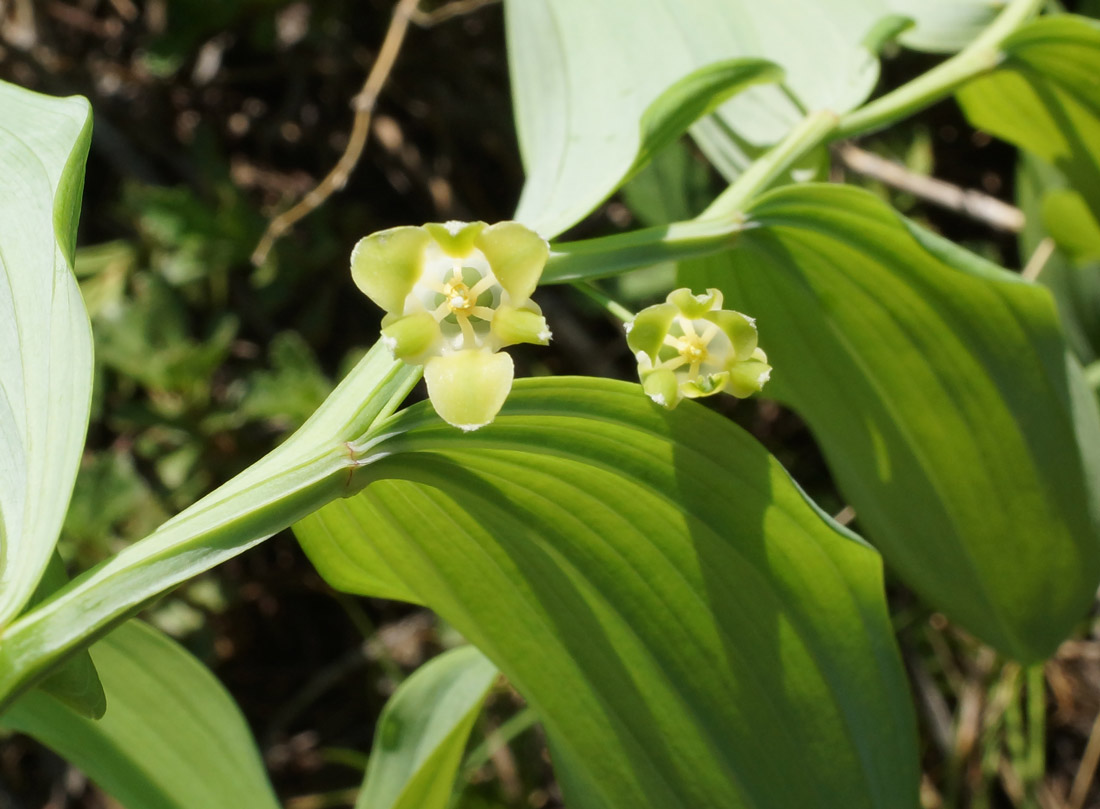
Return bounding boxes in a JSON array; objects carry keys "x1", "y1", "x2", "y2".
[
  {"x1": 681, "y1": 183, "x2": 1100, "y2": 661},
  {"x1": 506, "y1": 0, "x2": 889, "y2": 236},
  {"x1": 887, "y1": 0, "x2": 1000, "y2": 53},
  {"x1": 356, "y1": 646, "x2": 498, "y2": 809},
  {"x1": 298, "y1": 495, "x2": 421, "y2": 603},
  {"x1": 629, "y1": 59, "x2": 783, "y2": 180},
  {"x1": 957, "y1": 16, "x2": 1100, "y2": 226},
  {"x1": 2, "y1": 620, "x2": 278, "y2": 809},
  {"x1": 1041, "y1": 188, "x2": 1100, "y2": 261},
  {"x1": 0, "y1": 81, "x2": 94, "y2": 624},
  {"x1": 297, "y1": 378, "x2": 919, "y2": 809}
]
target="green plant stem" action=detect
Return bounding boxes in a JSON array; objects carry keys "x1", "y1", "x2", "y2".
[
  {"x1": 834, "y1": 0, "x2": 1044, "y2": 138},
  {"x1": 573, "y1": 282, "x2": 634, "y2": 322},
  {"x1": 0, "y1": 457, "x2": 351, "y2": 713},
  {"x1": 702, "y1": 109, "x2": 839, "y2": 219},
  {"x1": 0, "y1": 344, "x2": 421, "y2": 714},
  {"x1": 460, "y1": 705, "x2": 539, "y2": 781},
  {"x1": 542, "y1": 216, "x2": 746, "y2": 284},
  {"x1": 778, "y1": 81, "x2": 809, "y2": 116},
  {"x1": 1025, "y1": 664, "x2": 1046, "y2": 784}
]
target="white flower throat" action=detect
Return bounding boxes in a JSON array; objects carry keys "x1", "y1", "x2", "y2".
[
  {"x1": 660, "y1": 316, "x2": 728, "y2": 379},
  {"x1": 412, "y1": 249, "x2": 503, "y2": 351}
]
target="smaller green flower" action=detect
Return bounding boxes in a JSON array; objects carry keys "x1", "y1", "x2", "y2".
[
  {"x1": 351, "y1": 220, "x2": 550, "y2": 431},
  {"x1": 626, "y1": 287, "x2": 771, "y2": 409}
]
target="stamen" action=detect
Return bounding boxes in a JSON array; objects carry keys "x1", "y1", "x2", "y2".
[
  {"x1": 700, "y1": 323, "x2": 719, "y2": 345},
  {"x1": 470, "y1": 275, "x2": 496, "y2": 297},
  {"x1": 678, "y1": 334, "x2": 708, "y2": 365},
  {"x1": 470, "y1": 306, "x2": 496, "y2": 320},
  {"x1": 457, "y1": 313, "x2": 477, "y2": 347}
]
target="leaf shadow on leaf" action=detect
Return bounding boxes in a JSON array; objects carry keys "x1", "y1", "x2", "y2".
[
  {"x1": 685, "y1": 185, "x2": 1100, "y2": 662},
  {"x1": 662, "y1": 414, "x2": 915, "y2": 809},
  {"x1": 357, "y1": 384, "x2": 915, "y2": 809}
]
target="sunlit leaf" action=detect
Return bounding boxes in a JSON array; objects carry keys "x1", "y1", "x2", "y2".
[
  {"x1": 681, "y1": 183, "x2": 1100, "y2": 661},
  {"x1": 629, "y1": 59, "x2": 783, "y2": 180},
  {"x1": 887, "y1": 0, "x2": 1000, "y2": 53},
  {"x1": 297, "y1": 378, "x2": 919, "y2": 809},
  {"x1": 356, "y1": 646, "x2": 499, "y2": 809},
  {"x1": 0, "y1": 81, "x2": 94, "y2": 624},
  {"x1": 506, "y1": 0, "x2": 890, "y2": 236},
  {"x1": 2, "y1": 620, "x2": 279, "y2": 809}
]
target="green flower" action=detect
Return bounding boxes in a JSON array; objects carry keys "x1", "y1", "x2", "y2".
[
  {"x1": 351, "y1": 221, "x2": 551, "y2": 430},
  {"x1": 626, "y1": 287, "x2": 771, "y2": 409}
]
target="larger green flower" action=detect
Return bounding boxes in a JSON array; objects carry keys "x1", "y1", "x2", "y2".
[
  {"x1": 626, "y1": 287, "x2": 771, "y2": 409},
  {"x1": 351, "y1": 221, "x2": 551, "y2": 430}
]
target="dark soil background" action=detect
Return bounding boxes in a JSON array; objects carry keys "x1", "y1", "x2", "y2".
[{"x1": 0, "y1": 1, "x2": 1097, "y2": 808}]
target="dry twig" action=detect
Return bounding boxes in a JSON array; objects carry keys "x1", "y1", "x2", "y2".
[
  {"x1": 832, "y1": 505, "x2": 856, "y2": 526},
  {"x1": 250, "y1": 0, "x2": 422, "y2": 266},
  {"x1": 250, "y1": 0, "x2": 504, "y2": 265},
  {"x1": 1022, "y1": 237, "x2": 1057, "y2": 282},
  {"x1": 1069, "y1": 709, "x2": 1100, "y2": 809},
  {"x1": 837, "y1": 143, "x2": 1026, "y2": 233}
]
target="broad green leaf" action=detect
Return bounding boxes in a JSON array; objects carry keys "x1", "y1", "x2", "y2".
[
  {"x1": 957, "y1": 16, "x2": 1100, "y2": 228},
  {"x1": 0, "y1": 341, "x2": 419, "y2": 710},
  {"x1": 297, "y1": 378, "x2": 919, "y2": 809},
  {"x1": 1, "y1": 620, "x2": 279, "y2": 809},
  {"x1": 0, "y1": 81, "x2": 94, "y2": 624},
  {"x1": 681, "y1": 183, "x2": 1100, "y2": 661},
  {"x1": 506, "y1": 0, "x2": 890, "y2": 236},
  {"x1": 356, "y1": 646, "x2": 498, "y2": 809},
  {"x1": 628, "y1": 59, "x2": 783, "y2": 180},
  {"x1": 297, "y1": 496, "x2": 423, "y2": 604}
]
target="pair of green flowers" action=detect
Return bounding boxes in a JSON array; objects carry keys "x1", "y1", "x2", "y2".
[{"x1": 351, "y1": 220, "x2": 771, "y2": 430}]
